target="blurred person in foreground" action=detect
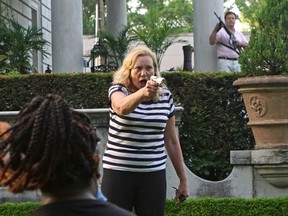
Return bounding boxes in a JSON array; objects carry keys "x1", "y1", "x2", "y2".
[
  {"x1": 101, "y1": 47, "x2": 189, "y2": 216},
  {"x1": 0, "y1": 94, "x2": 135, "y2": 216}
]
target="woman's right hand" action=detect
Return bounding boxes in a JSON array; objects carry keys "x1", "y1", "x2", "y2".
[{"x1": 141, "y1": 80, "x2": 160, "y2": 101}]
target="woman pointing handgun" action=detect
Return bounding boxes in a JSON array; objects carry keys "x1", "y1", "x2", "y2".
[{"x1": 101, "y1": 46, "x2": 189, "y2": 216}]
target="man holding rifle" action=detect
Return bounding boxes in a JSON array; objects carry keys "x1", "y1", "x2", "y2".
[{"x1": 209, "y1": 11, "x2": 248, "y2": 72}]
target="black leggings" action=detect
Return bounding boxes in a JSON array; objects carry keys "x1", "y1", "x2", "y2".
[{"x1": 101, "y1": 169, "x2": 166, "y2": 216}]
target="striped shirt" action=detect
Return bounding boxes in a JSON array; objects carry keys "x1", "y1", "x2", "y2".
[{"x1": 102, "y1": 84, "x2": 175, "y2": 172}]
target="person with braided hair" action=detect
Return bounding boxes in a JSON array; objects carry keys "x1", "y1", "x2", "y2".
[{"x1": 0, "y1": 94, "x2": 135, "y2": 216}]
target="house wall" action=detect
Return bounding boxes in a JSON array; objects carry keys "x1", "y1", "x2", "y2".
[{"x1": 0, "y1": 0, "x2": 52, "y2": 72}]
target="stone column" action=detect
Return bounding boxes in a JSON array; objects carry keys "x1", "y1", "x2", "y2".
[
  {"x1": 51, "y1": 0, "x2": 83, "y2": 73},
  {"x1": 106, "y1": 0, "x2": 127, "y2": 36},
  {"x1": 194, "y1": 0, "x2": 223, "y2": 72}
]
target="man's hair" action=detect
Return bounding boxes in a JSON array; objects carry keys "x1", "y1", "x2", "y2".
[
  {"x1": 225, "y1": 11, "x2": 237, "y2": 19},
  {"x1": 0, "y1": 94, "x2": 100, "y2": 193},
  {"x1": 113, "y1": 46, "x2": 161, "y2": 92}
]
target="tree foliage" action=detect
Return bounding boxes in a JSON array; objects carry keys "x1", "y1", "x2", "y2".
[
  {"x1": 82, "y1": 0, "x2": 97, "y2": 35},
  {"x1": 82, "y1": 0, "x2": 194, "y2": 35},
  {"x1": 128, "y1": 0, "x2": 193, "y2": 32},
  {"x1": 132, "y1": 8, "x2": 186, "y2": 66},
  {"x1": 129, "y1": 1, "x2": 191, "y2": 67},
  {"x1": 82, "y1": 0, "x2": 266, "y2": 35},
  {"x1": 234, "y1": 0, "x2": 264, "y2": 26},
  {"x1": 239, "y1": 0, "x2": 288, "y2": 75}
]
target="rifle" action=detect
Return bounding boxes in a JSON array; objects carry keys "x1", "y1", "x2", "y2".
[{"x1": 214, "y1": 12, "x2": 241, "y2": 54}]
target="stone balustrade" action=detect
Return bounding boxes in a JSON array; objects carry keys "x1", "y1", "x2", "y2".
[{"x1": 1, "y1": 108, "x2": 288, "y2": 202}]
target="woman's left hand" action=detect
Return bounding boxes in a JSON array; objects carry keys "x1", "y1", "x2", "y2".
[{"x1": 173, "y1": 181, "x2": 189, "y2": 204}]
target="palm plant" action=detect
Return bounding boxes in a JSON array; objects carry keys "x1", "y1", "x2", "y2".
[
  {"x1": 132, "y1": 7, "x2": 186, "y2": 67},
  {"x1": 0, "y1": 14, "x2": 49, "y2": 74},
  {"x1": 0, "y1": 18, "x2": 11, "y2": 72}
]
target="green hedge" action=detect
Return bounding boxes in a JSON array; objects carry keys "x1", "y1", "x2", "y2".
[
  {"x1": 165, "y1": 197, "x2": 288, "y2": 216},
  {"x1": 0, "y1": 72, "x2": 254, "y2": 181},
  {"x1": 0, "y1": 202, "x2": 39, "y2": 216},
  {"x1": 163, "y1": 72, "x2": 254, "y2": 180},
  {"x1": 1, "y1": 197, "x2": 288, "y2": 216},
  {"x1": 0, "y1": 73, "x2": 112, "y2": 110}
]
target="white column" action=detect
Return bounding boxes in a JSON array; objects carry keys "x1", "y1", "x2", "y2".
[
  {"x1": 106, "y1": 0, "x2": 127, "y2": 36},
  {"x1": 51, "y1": 0, "x2": 83, "y2": 73},
  {"x1": 194, "y1": 0, "x2": 224, "y2": 72}
]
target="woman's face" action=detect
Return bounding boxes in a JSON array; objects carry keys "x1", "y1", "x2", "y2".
[{"x1": 130, "y1": 55, "x2": 155, "y2": 90}]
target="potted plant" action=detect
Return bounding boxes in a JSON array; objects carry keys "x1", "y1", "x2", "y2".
[{"x1": 233, "y1": 0, "x2": 288, "y2": 188}]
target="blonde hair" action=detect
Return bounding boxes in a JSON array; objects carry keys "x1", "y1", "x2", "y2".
[{"x1": 113, "y1": 46, "x2": 161, "y2": 91}]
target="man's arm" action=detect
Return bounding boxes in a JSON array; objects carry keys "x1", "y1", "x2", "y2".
[
  {"x1": 236, "y1": 40, "x2": 248, "y2": 48},
  {"x1": 209, "y1": 23, "x2": 222, "y2": 45},
  {"x1": 235, "y1": 32, "x2": 249, "y2": 49}
]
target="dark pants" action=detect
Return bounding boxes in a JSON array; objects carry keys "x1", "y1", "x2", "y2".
[{"x1": 101, "y1": 169, "x2": 166, "y2": 216}]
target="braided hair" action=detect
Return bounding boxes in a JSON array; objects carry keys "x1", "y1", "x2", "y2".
[{"x1": 0, "y1": 94, "x2": 100, "y2": 193}]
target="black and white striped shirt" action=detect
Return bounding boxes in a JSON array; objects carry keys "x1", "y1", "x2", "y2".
[{"x1": 102, "y1": 84, "x2": 175, "y2": 172}]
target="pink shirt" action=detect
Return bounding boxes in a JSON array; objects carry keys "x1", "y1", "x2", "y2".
[{"x1": 216, "y1": 28, "x2": 248, "y2": 58}]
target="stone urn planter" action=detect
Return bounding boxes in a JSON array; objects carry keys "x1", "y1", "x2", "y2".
[
  {"x1": 233, "y1": 76, "x2": 288, "y2": 150},
  {"x1": 232, "y1": 0, "x2": 288, "y2": 188},
  {"x1": 233, "y1": 76, "x2": 288, "y2": 188}
]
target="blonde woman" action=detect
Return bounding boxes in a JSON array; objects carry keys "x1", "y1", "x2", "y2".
[{"x1": 101, "y1": 47, "x2": 189, "y2": 216}]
